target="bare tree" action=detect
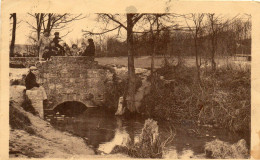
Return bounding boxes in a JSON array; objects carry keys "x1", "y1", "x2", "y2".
[
  {"x1": 138, "y1": 14, "x2": 177, "y2": 83},
  {"x1": 83, "y1": 13, "x2": 144, "y2": 113},
  {"x1": 26, "y1": 13, "x2": 85, "y2": 40},
  {"x1": 185, "y1": 13, "x2": 205, "y2": 85},
  {"x1": 10, "y1": 13, "x2": 17, "y2": 57},
  {"x1": 207, "y1": 14, "x2": 231, "y2": 71},
  {"x1": 207, "y1": 14, "x2": 218, "y2": 71}
]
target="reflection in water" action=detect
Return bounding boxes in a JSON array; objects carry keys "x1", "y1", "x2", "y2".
[
  {"x1": 50, "y1": 106, "x2": 249, "y2": 158},
  {"x1": 98, "y1": 117, "x2": 131, "y2": 154}
]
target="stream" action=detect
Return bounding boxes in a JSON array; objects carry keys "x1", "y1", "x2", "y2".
[{"x1": 49, "y1": 107, "x2": 250, "y2": 159}]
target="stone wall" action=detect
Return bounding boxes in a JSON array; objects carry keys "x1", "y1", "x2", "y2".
[
  {"x1": 10, "y1": 57, "x2": 39, "y2": 68},
  {"x1": 36, "y1": 56, "x2": 113, "y2": 110}
]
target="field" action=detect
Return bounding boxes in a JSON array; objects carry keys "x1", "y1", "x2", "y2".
[{"x1": 96, "y1": 56, "x2": 251, "y2": 70}]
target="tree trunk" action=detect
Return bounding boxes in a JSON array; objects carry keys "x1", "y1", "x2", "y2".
[
  {"x1": 46, "y1": 14, "x2": 52, "y2": 35},
  {"x1": 151, "y1": 16, "x2": 159, "y2": 85},
  {"x1": 10, "y1": 13, "x2": 16, "y2": 57},
  {"x1": 126, "y1": 14, "x2": 136, "y2": 112},
  {"x1": 36, "y1": 14, "x2": 44, "y2": 57},
  {"x1": 211, "y1": 36, "x2": 216, "y2": 71},
  {"x1": 194, "y1": 36, "x2": 201, "y2": 85},
  {"x1": 36, "y1": 13, "x2": 44, "y2": 41},
  {"x1": 150, "y1": 28, "x2": 155, "y2": 84}
]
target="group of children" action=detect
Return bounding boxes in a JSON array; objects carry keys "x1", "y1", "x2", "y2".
[{"x1": 39, "y1": 30, "x2": 95, "y2": 61}]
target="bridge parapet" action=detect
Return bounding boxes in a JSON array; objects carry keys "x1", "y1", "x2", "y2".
[{"x1": 35, "y1": 56, "x2": 113, "y2": 110}]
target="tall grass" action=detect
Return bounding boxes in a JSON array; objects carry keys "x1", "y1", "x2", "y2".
[{"x1": 141, "y1": 60, "x2": 250, "y2": 133}]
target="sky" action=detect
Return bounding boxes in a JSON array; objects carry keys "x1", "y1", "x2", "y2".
[
  {"x1": 14, "y1": 14, "x2": 105, "y2": 45},
  {"x1": 12, "y1": 13, "x2": 250, "y2": 46}
]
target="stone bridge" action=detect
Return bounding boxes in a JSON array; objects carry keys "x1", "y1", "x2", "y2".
[{"x1": 28, "y1": 56, "x2": 114, "y2": 112}]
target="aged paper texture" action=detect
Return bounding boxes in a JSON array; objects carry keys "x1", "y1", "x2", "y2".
[{"x1": 1, "y1": 0, "x2": 260, "y2": 159}]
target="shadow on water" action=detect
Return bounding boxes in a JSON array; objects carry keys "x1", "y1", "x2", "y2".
[
  {"x1": 50, "y1": 105, "x2": 145, "y2": 151},
  {"x1": 49, "y1": 104, "x2": 250, "y2": 158}
]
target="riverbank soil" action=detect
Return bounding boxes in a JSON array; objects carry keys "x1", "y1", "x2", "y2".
[{"x1": 9, "y1": 86, "x2": 95, "y2": 158}]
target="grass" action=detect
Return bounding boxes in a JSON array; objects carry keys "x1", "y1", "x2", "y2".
[
  {"x1": 205, "y1": 139, "x2": 249, "y2": 158},
  {"x1": 141, "y1": 60, "x2": 250, "y2": 133}
]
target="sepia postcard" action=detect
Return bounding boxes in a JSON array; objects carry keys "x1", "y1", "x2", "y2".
[{"x1": 1, "y1": 0, "x2": 260, "y2": 159}]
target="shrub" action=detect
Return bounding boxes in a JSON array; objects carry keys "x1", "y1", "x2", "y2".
[
  {"x1": 205, "y1": 139, "x2": 249, "y2": 159},
  {"x1": 112, "y1": 119, "x2": 173, "y2": 158},
  {"x1": 141, "y1": 64, "x2": 250, "y2": 133}
]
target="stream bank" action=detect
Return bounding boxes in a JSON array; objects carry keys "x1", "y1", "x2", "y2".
[
  {"x1": 9, "y1": 85, "x2": 95, "y2": 158},
  {"x1": 9, "y1": 64, "x2": 250, "y2": 158}
]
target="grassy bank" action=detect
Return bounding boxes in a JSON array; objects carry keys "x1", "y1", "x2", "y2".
[{"x1": 141, "y1": 63, "x2": 250, "y2": 134}]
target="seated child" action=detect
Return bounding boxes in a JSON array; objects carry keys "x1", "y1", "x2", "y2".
[{"x1": 71, "y1": 44, "x2": 80, "y2": 56}]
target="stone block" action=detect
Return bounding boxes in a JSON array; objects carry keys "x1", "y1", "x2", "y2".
[
  {"x1": 56, "y1": 84, "x2": 63, "y2": 90},
  {"x1": 80, "y1": 74, "x2": 88, "y2": 78},
  {"x1": 62, "y1": 78, "x2": 70, "y2": 83},
  {"x1": 48, "y1": 83, "x2": 56, "y2": 90},
  {"x1": 74, "y1": 78, "x2": 81, "y2": 83},
  {"x1": 69, "y1": 78, "x2": 75, "y2": 83},
  {"x1": 60, "y1": 68, "x2": 68, "y2": 73},
  {"x1": 71, "y1": 72, "x2": 80, "y2": 77},
  {"x1": 66, "y1": 88, "x2": 74, "y2": 94},
  {"x1": 60, "y1": 73, "x2": 69, "y2": 78},
  {"x1": 47, "y1": 78, "x2": 56, "y2": 84}
]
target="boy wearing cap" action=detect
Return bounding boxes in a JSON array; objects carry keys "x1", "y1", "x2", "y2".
[
  {"x1": 25, "y1": 66, "x2": 48, "y2": 118},
  {"x1": 25, "y1": 66, "x2": 40, "y2": 90}
]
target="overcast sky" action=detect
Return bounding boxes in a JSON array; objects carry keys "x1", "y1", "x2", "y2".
[
  {"x1": 12, "y1": 13, "x2": 249, "y2": 46},
  {"x1": 14, "y1": 14, "x2": 102, "y2": 45}
]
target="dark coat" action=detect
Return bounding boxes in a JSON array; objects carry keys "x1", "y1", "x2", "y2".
[
  {"x1": 53, "y1": 37, "x2": 61, "y2": 47},
  {"x1": 82, "y1": 44, "x2": 95, "y2": 56},
  {"x1": 53, "y1": 37, "x2": 64, "y2": 54},
  {"x1": 25, "y1": 71, "x2": 39, "y2": 90}
]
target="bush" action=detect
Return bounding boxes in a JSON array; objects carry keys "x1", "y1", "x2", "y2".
[
  {"x1": 112, "y1": 119, "x2": 173, "y2": 158},
  {"x1": 198, "y1": 68, "x2": 250, "y2": 132},
  {"x1": 141, "y1": 64, "x2": 250, "y2": 133},
  {"x1": 205, "y1": 139, "x2": 249, "y2": 158},
  {"x1": 141, "y1": 65, "x2": 199, "y2": 122}
]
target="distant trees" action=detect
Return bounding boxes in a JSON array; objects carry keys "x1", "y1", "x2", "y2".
[
  {"x1": 89, "y1": 14, "x2": 250, "y2": 62},
  {"x1": 106, "y1": 37, "x2": 127, "y2": 56}
]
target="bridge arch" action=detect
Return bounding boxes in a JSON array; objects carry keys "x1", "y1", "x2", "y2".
[
  {"x1": 35, "y1": 56, "x2": 109, "y2": 111},
  {"x1": 53, "y1": 101, "x2": 88, "y2": 116}
]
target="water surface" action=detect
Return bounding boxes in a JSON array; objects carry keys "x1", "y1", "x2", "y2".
[{"x1": 50, "y1": 107, "x2": 249, "y2": 158}]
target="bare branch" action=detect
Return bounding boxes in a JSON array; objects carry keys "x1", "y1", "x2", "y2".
[
  {"x1": 82, "y1": 25, "x2": 121, "y2": 36},
  {"x1": 102, "y1": 14, "x2": 127, "y2": 29}
]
